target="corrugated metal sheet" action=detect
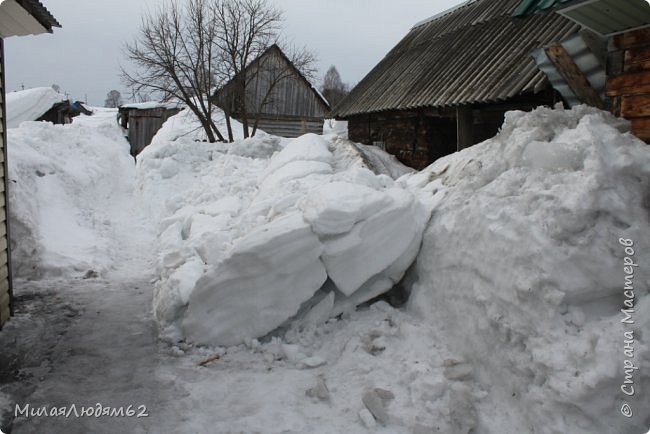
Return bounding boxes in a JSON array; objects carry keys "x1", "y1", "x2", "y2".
[
  {"x1": 0, "y1": 39, "x2": 12, "y2": 329},
  {"x1": 16, "y1": 0, "x2": 60, "y2": 30},
  {"x1": 559, "y1": 0, "x2": 650, "y2": 36},
  {"x1": 514, "y1": 0, "x2": 650, "y2": 36},
  {"x1": 532, "y1": 31, "x2": 606, "y2": 107},
  {"x1": 513, "y1": 0, "x2": 576, "y2": 17},
  {"x1": 0, "y1": 0, "x2": 60, "y2": 38},
  {"x1": 333, "y1": 0, "x2": 580, "y2": 118}
]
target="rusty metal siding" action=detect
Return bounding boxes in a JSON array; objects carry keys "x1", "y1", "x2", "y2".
[
  {"x1": 0, "y1": 39, "x2": 13, "y2": 329},
  {"x1": 333, "y1": 0, "x2": 579, "y2": 118}
]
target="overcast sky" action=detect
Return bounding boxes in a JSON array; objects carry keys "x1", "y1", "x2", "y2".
[{"x1": 4, "y1": 0, "x2": 459, "y2": 106}]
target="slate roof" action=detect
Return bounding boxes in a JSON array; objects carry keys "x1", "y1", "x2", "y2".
[{"x1": 333, "y1": 0, "x2": 579, "y2": 118}]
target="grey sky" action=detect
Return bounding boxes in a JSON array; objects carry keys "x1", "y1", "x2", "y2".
[{"x1": 4, "y1": 0, "x2": 459, "y2": 106}]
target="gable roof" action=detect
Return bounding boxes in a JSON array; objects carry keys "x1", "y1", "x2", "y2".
[
  {"x1": 213, "y1": 44, "x2": 329, "y2": 110},
  {"x1": 0, "y1": 0, "x2": 60, "y2": 37},
  {"x1": 332, "y1": 0, "x2": 579, "y2": 118}
]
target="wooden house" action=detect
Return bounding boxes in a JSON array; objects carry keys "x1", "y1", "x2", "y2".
[
  {"x1": 332, "y1": 0, "x2": 583, "y2": 169},
  {"x1": 513, "y1": 0, "x2": 650, "y2": 142},
  {"x1": 212, "y1": 44, "x2": 330, "y2": 138},
  {"x1": 118, "y1": 102, "x2": 182, "y2": 157},
  {"x1": 0, "y1": 0, "x2": 60, "y2": 329}
]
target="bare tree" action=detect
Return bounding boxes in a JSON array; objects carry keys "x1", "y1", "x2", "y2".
[
  {"x1": 122, "y1": 0, "x2": 226, "y2": 142},
  {"x1": 104, "y1": 90, "x2": 123, "y2": 108},
  {"x1": 211, "y1": 0, "x2": 287, "y2": 140},
  {"x1": 211, "y1": 0, "x2": 316, "y2": 141},
  {"x1": 123, "y1": 0, "x2": 315, "y2": 143},
  {"x1": 320, "y1": 66, "x2": 349, "y2": 109},
  {"x1": 51, "y1": 84, "x2": 61, "y2": 93}
]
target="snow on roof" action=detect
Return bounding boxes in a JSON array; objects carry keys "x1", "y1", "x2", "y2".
[
  {"x1": 6, "y1": 87, "x2": 66, "y2": 128},
  {"x1": 120, "y1": 101, "x2": 182, "y2": 110}
]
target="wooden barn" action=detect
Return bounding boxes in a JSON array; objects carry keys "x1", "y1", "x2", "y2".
[
  {"x1": 118, "y1": 102, "x2": 182, "y2": 157},
  {"x1": 0, "y1": 0, "x2": 60, "y2": 329},
  {"x1": 332, "y1": 0, "x2": 583, "y2": 169},
  {"x1": 212, "y1": 44, "x2": 330, "y2": 138},
  {"x1": 514, "y1": 0, "x2": 650, "y2": 142}
]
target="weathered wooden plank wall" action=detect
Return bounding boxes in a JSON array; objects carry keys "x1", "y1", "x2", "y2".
[
  {"x1": 255, "y1": 116, "x2": 323, "y2": 137},
  {"x1": 245, "y1": 51, "x2": 328, "y2": 118},
  {"x1": 0, "y1": 39, "x2": 13, "y2": 329},
  {"x1": 125, "y1": 107, "x2": 181, "y2": 156},
  {"x1": 214, "y1": 47, "x2": 329, "y2": 138},
  {"x1": 607, "y1": 28, "x2": 650, "y2": 142}
]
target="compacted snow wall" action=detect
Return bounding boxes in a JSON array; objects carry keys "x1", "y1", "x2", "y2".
[
  {"x1": 8, "y1": 113, "x2": 135, "y2": 278},
  {"x1": 404, "y1": 105, "x2": 650, "y2": 434}
]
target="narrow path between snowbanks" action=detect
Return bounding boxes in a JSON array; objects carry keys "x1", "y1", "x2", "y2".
[{"x1": 4, "y1": 279, "x2": 177, "y2": 434}]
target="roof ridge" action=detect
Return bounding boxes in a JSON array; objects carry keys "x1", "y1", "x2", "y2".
[{"x1": 411, "y1": 0, "x2": 478, "y2": 29}]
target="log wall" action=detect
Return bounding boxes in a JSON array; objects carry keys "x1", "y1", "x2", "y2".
[{"x1": 607, "y1": 28, "x2": 650, "y2": 142}]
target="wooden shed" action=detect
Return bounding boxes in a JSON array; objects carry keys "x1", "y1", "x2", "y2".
[
  {"x1": 38, "y1": 100, "x2": 92, "y2": 125},
  {"x1": 332, "y1": 0, "x2": 580, "y2": 169},
  {"x1": 212, "y1": 44, "x2": 330, "y2": 138},
  {"x1": 0, "y1": 0, "x2": 60, "y2": 329},
  {"x1": 514, "y1": 0, "x2": 650, "y2": 142},
  {"x1": 118, "y1": 102, "x2": 182, "y2": 157}
]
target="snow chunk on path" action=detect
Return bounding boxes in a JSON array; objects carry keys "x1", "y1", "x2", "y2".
[
  {"x1": 301, "y1": 184, "x2": 429, "y2": 296},
  {"x1": 182, "y1": 213, "x2": 327, "y2": 346}
]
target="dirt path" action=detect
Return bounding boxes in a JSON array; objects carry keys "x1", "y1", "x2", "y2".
[{"x1": 0, "y1": 278, "x2": 185, "y2": 434}]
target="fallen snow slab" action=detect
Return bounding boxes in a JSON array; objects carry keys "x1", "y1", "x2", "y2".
[
  {"x1": 182, "y1": 213, "x2": 327, "y2": 346},
  {"x1": 406, "y1": 105, "x2": 650, "y2": 434},
  {"x1": 313, "y1": 187, "x2": 428, "y2": 296},
  {"x1": 139, "y1": 111, "x2": 432, "y2": 345}
]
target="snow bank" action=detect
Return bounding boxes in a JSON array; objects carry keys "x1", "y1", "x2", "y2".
[
  {"x1": 8, "y1": 109, "x2": 139, "y2": 278},
  {"x1": 137, "y1": 110, "x2": 430, "y2": 345},
  {"x1": 6, "y1": 87, "x2": 66, "y2": 129},
  {"x1": 405, "y1": 105, "x2": 650, "y2": 434}
]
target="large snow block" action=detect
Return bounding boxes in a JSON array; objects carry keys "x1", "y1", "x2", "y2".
[
  {"x1": 182, "y1": 213, "x2": 327, "y2": 346},
  {"x1": 303, "y1": 186, "x2": 430, "y2": 296}
]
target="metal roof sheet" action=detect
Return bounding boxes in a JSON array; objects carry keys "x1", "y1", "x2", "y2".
[
  {"x1": 513, "y1": 0, "x2": 578, "y2": 17},
  {"x1": 333, "y1": 0, "x2": 579, "y2": 118},
  {"x1": 0, "y1": 0, "x2": 60, "y2": 37},
  {"x1": 513, "y1": 0, "x2": 650, "y2": 36}
]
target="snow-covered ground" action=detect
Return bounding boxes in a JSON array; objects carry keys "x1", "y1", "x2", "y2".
[{"x1": 1, "y1": 99, "x2": 649, "y2": 434}]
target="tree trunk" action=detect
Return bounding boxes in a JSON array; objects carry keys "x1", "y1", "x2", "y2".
[{"x1": 225, "y1": 111, "x2": 234, "y2": 142}]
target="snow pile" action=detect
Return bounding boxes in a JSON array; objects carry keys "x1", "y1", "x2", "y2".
[
  {"x1": 137, "y1": 111, "x2": 431, "y2": 346},
  {"x1": 404, "y1": 105, "x2": 650, "y2": 434},
  {"x1": 7, "y1": 109, "x2": 140, "y2": 278},
  {"x1": 6, "y1": 87, "x2": 66, "y2": 129},
  {"x1": 323, "y1": 118, "x2": 348, "y2": 138}
]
